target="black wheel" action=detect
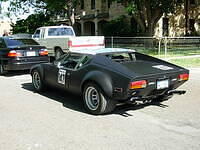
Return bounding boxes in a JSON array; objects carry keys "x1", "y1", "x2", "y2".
[
  {"x1": 83, "y1": 83, "x2": 116, "y2": 115},
  {"x1": 0, "y1": 64, "x2": 7, "y2": 75},
  {"x1": 32, "y1": 70, "x2": 45, "y2": 92},
  {"x1": 55, "y1": 48, "x2": 64, "y2": 60}
]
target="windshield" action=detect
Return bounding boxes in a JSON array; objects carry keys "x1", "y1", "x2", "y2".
[{"x1": 5, "y1": 38, "x2": 39, "y2": 47}]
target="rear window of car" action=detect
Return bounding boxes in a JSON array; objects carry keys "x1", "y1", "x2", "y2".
[
  {"x1": 48, "y1": 27, "x2": 74, "y2": 36},
  {"x1": 0, "y1": 38, "x2": 6, "y2": 48},
  {"x1": 5, "y1": 38, "x2": 39, "y2": 47},
  {"x1": 105, "y1": 52, "x2": 136, "y2": 62}
]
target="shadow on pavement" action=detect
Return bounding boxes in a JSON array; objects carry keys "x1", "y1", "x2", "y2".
[
  {"x1": 21, "y1": 83, "x2": 86, "y2": 114},
  {"x1": 113, "y1": 102, "x2": 168, "y2": 117},
  {"x1": 21, "y1": 82, "x2": 168, "y2": 117},
  {"x1": 2, "y1": 70, "x2": 29, "y2": 77}
]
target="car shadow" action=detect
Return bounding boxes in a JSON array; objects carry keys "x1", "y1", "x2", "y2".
[
  {"x1": 21, "y1": 83, "x2": 86, "y2": 114},
  {"x1": 21, "y1": 82, "x2": 169, "y2": 117},
  {"x1": 2, "y1": 70, "x2": 29, "y2": 77},
  {"x1": 113, "y1": 102, "x2": 168, "y2": 117}
]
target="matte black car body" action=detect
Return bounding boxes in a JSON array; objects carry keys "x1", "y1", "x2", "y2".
[
  {"x1": 31, "y1": 48, "x2": 189, "y2": 114},
  {"x1": 0, "y1": 37, "x2": 49, "y2": 74}
]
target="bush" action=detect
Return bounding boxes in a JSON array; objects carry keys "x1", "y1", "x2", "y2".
[{"x1": 102, "y1": 16, "x2": 133, "y2": 37}]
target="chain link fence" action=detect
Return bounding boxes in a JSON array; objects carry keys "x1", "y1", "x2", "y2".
[{"x1": 105, "y1": 37, "x2": 200, "y2": 59}]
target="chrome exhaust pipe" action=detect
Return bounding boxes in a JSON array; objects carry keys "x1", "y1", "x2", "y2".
[{"x1": 167, "y1": 90, "x2": 186, "y2": 95}]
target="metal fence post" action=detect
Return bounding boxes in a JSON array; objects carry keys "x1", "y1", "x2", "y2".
[
  {"x1": 158, "y1": 37, "x2": 162, "y2": 57},
  {"x1": 164, "y1": 37, "x2": 168, "y2": 58},
  {"x1": 111, "y1": 36, "x2": 113, "y2": 48}
]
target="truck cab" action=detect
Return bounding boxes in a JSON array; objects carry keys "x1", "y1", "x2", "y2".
[{"x1": 32, "y1": 26, "x2": 104, "y2": 59}]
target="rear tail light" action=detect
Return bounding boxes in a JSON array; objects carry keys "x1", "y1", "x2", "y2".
[
  {"x1": 39, "y1": 49, "x2": 48, "y2": 56},
  {"x1": 178, "y1": 73, "x2": 189, "y2": 81},
  {"x1": 8, "y1": 50, "x2": 22, "y2": 57},
  {"x1": 68, "y1": 40, "x2": 72, "y2": 47},
  {"x1": 129, "y1": 80, "x2": 147, "y2": 89}
]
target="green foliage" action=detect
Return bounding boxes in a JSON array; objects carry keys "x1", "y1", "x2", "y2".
[
  {"x1": 1, "y1": 0, "x2": 79, "y2": 25},
  {"x1": 102, "y1": 16, "x2": 133, "y2": 36},
  {"x1": 112, "y1": 0, "x2": 184, "y2": 36},
  {"x1": 11, "y1": 13, "x2": 54, "y2": 34}
]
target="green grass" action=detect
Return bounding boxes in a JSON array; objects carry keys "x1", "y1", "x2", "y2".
[
  {"x1": 112, "y1": 44, "x2": 200, "y2": 58},
  {"x1": 110, "y1": 44, "x2": 200, "y2": 67},
  {"x1": 168, "y1": 58, "x2": 200, "y2": 68}
]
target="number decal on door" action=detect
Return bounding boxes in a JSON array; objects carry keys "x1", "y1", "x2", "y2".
[{"x1": 58, "y1": 69, "x2": 66, "y2": 85}]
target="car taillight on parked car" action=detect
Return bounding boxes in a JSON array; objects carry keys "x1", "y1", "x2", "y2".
[
  {"x1": 178, "y1": 73, "x2": 189, "y2": 81},
  {"x1": 39, "y1": 49, "x2": 48, "y2": 56},
  {"x1": 8, "y1": 50, "x2": 22, "y2": 57},
  {"x1": 129, "y1": 80, "x2": 147, "y2": 89}
]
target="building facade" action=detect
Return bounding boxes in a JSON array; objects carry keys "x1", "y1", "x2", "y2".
[
  {"x1": 74, "y1": 0, "x2": 128, "y2": 36},
  {"x1": 57, "y1": 0, "x2": 200, "y2": 37},
  {"x1": 155, "y1": 0, "x2": 200, "y2": 37}
]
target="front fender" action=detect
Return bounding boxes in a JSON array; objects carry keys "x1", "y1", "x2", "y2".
[
  {"x1": 30, "y1": 64, "x2": 44, "y2": 80},
  {"x1": 81, "y1": 71, "x2": 113, "y2": 98}
]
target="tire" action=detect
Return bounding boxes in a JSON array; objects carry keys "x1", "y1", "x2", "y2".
[
  {"x1": 55, "y1": 48, "x2": 64, "y2": 60},
  {"x1": 83, "y1": 83, "x2": 116, "y2": 115},
  {"x1": 0, "y1": 64, "x2": 7, "y2": 75},
  {"x1": 32, "y1": 70, "x2": 45, "y2": 92}
]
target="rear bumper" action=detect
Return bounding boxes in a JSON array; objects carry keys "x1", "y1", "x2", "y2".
[
  {"x1": 126, "y1": 89, "x2": 186, "y2": 104},
  {"x1": 113, "y1": 79, "x2": 188, "y2": 102},
  {"x1": 3, "y1": 57, "x2": 49, "y2": 71}
]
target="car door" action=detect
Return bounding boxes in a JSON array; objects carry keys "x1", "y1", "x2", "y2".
[{"x1": 45, "y1": 53, "x2": 84, "y2": 90}]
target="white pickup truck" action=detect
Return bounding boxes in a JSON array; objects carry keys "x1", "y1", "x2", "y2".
[{"x1": 32, "y1": 26, "x2": 105, "y2": 59}]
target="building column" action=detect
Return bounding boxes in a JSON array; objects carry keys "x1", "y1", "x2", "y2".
[
  {"x1": 80, "y1": 20, "x2": 84, "y2": 36},
  {"x1": 94, "y1": 18, "x2": 98, "y2": 36}
]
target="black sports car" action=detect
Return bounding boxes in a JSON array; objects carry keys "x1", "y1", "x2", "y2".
[
  {"x1": 0, "y1": 37, "x2": 49, "y2": 75},
  {"x1": 31, "y1": 48, "x2": 189, "y2": 115}
]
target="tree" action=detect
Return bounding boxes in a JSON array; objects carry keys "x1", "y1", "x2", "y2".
[
  {"x1": 0, "y1": 0, "x2": 79, "y2": 26},
  {"x1": 102, "y1": 16, "x2": 133, "y2": 36},
  {"x1": 11, "y1": 13, "x2": 54, "y2": 34},
  {"x1": 114, "y1": 0, "x2": 184, "y2": 36}
]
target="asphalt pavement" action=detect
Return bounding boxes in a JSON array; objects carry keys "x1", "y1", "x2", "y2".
[{"x1": 0, "y1": 68, "x2": 200, "y2": 150}]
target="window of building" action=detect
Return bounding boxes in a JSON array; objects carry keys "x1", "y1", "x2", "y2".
[
  {"x1": 189, "y1": 19, "x2": 195, "y2": 33},
  {"x1": 177, "y1": 0, "x2": 183, "y2": 3},
  {"x1": 108, "y1": 0, "x2": 111, "y2": 8},
  {"x1": 162, "y1": 18, "x2": 169, "y2": 36},
  {"x1": 91, "y1": 0, "x2": 95, "y2": 9},
  {"x1": 190, "y1": 0, "x2": 195, "y2": 5},
  {"x1": 81, "y1": 0, "x2": 84, "y2": 9}
]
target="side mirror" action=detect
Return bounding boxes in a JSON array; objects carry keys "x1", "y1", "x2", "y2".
[
  {"x1": 57, "y1": 62, "x2": 61, "y2": 68},
  {"x1": 57, "y1": 62, "x2": 65, "y2": 69}
]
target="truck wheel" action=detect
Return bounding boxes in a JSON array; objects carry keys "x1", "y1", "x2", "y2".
[
  {"x1": 0, "y1": 64, "x2": 7, "y2": 75},
  {"x1": 83, "y1": 83, "x2": 116, "y2": 115},
  {"x1": 32, "y1": 70, "x2": 45, "y2": 92},
  {"x1": 55, "y1": 49, "x2": 63, "y2": 60}
]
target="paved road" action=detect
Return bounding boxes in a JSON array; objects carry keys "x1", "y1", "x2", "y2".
[{"x1": 0, "y1": 68, "x2": 200, "y2": 150}]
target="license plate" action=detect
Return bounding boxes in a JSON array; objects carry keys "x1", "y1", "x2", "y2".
[
  {"x1": 157, "y1": 80, "x2": 169, "y2": 90},
  {"x1": 27, "y1": 51, "x2": 36, "y2": 56}
]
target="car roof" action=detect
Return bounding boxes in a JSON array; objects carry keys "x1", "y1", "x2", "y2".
[
  {"x1": 1, "y1": 36, "x2": 32, "y2": 40},
  {"x1": 37, "y1": 25, "x2": 73, "y2": 29},
  {"x1": 71, "y1": 48, "x2": 135, "y2": 55}
]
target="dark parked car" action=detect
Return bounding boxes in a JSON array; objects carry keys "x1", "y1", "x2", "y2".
[
  {"x1": 0, "y1": 37, "x2": 49, "y2": 75},
  {"x1": 30, "y1": 48, "x2": 189, "y2": 115}
]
